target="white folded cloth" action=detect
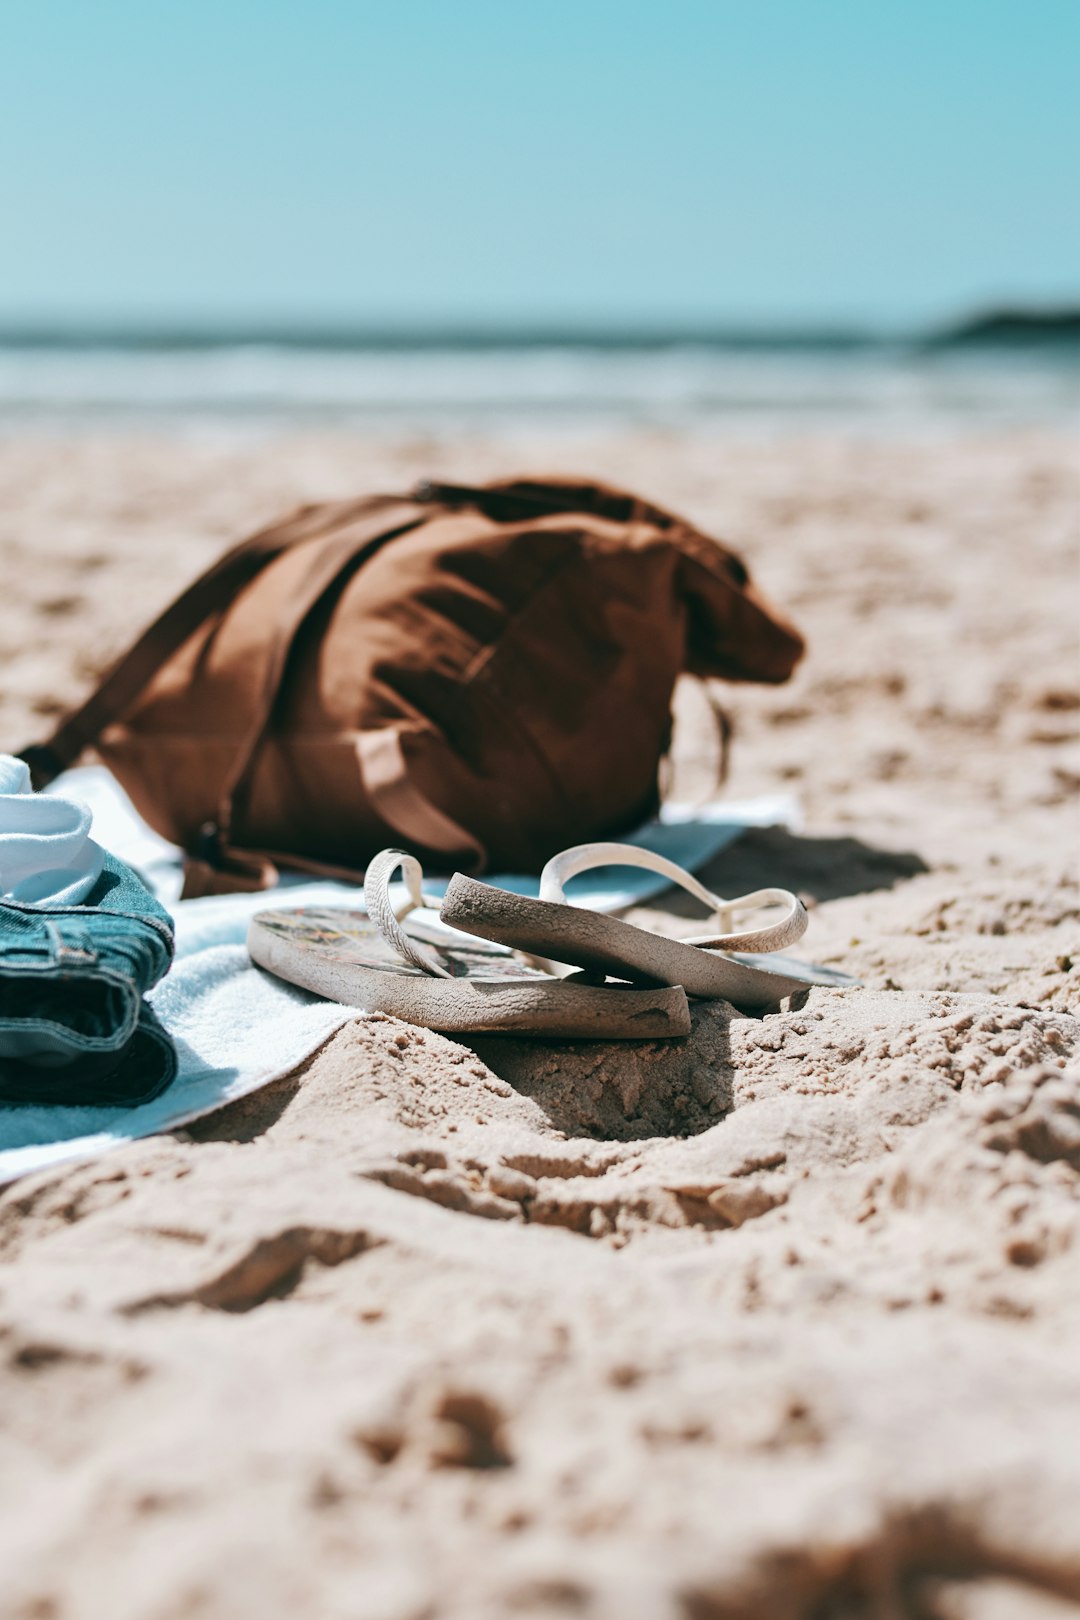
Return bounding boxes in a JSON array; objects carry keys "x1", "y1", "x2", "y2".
[{"x1": 0, "y1": 755, "x2": 104, "y2": 906}]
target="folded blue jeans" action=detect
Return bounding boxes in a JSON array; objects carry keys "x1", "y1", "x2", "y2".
[{"x1": 0, "y1": 852, "x2": 176, "y2": 1105}]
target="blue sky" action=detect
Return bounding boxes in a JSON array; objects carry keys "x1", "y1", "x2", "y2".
[{"x1": 2, "y1": 1, "x2": 1078, "y2": 327}]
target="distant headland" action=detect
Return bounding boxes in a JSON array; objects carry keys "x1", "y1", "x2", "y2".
[
  {"x1": 0, "y1": 306, "x2": 1077, "y2": 352},
  {"x1": 926, "y1": 307, "x2": 1080, "y2": 349}
]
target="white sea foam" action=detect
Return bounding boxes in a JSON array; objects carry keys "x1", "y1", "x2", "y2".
[{"x1": 0, "y1": 343, "x2": 1075, "y2": 435}]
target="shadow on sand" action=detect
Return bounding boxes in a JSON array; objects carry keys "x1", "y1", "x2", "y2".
[
  {"x1": 466, "y1": 1000, "x2": 736, "y2": 1143},
  {"x1": 670, "y1": 824, "x2": 928, "y2": 912}
]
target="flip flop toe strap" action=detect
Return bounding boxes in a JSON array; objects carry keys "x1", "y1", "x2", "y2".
[
  {"x1": 364, "y1": 848, "x2": 451, "y2": 978},
  {"x1": 538, "y1": 841, "x2": 808, "y2": 955},
  {"x1": 685, "y1": 886, "x2": 807, "y2": 952}
]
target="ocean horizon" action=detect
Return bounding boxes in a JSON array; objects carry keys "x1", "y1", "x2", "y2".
[{"x1": 0, "y1": 313, "x2": 1076, "y2": 435}]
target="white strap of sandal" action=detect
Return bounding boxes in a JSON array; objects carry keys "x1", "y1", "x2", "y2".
[
  {"x1": 363, "y1": 848, "x2": 451, "y2": 978},
  {"x1": 538, "y1": 841, "x2": 808, "y2": 954}
]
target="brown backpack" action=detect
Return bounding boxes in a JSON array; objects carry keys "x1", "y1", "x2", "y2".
[{"x1": 20, "y1": 476, "x2": 804, "y2": 896}]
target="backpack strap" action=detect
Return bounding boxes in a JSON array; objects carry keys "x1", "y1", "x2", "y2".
[
  {"x1": 356, "y1": 728, "x2": 486, "y2": 870},
  {"x1": 20, "y1": 490, "x2": 489, "y2": 894},
  {"x1": 186, "y1": 519, "x2": 406, "y2": 891},
  {"x1": 17, "y1": 494, "x2": 414, "y2": 789},
  {"x1": 193, "y1": 505, "x2": 488, "y2": 888}
]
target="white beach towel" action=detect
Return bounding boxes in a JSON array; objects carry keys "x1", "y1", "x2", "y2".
[{"x1": 0, "y1": 767, "x2": 798, "y2": 1184}]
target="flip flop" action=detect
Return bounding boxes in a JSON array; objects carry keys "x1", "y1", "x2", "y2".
[
  {"x1": 248, "y1": 849, "x2": 691, "y2": 1039},
  {"x1": 440, "y1": 841, "x2": 836, "y2": 1012}
]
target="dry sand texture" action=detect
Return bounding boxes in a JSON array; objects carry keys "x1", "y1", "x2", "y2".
[{"x1": 0, "y1": 429, "x2": 1078, "y2": 1620}]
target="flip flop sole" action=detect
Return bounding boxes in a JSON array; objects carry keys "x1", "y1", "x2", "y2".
[
  {"x1": 440, "y1": 875, "x2": 812, "y2": 1011},
  {"x1": 248, "y1": 909, "x2": 691, "y2": 1039}
]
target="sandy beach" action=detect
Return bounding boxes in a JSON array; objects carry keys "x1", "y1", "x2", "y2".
[{"x1": 1, "y1": 426, "x2": 1078, "y2": 1619}]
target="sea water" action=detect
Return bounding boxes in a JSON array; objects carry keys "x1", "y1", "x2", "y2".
[{"x1": 0, "y1": 329, "x2": 1076, "y2": 436}]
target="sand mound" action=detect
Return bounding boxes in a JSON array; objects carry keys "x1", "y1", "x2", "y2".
[{"x1": 1, "y1": 429, "x2": 1078, "y2": 1619}]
